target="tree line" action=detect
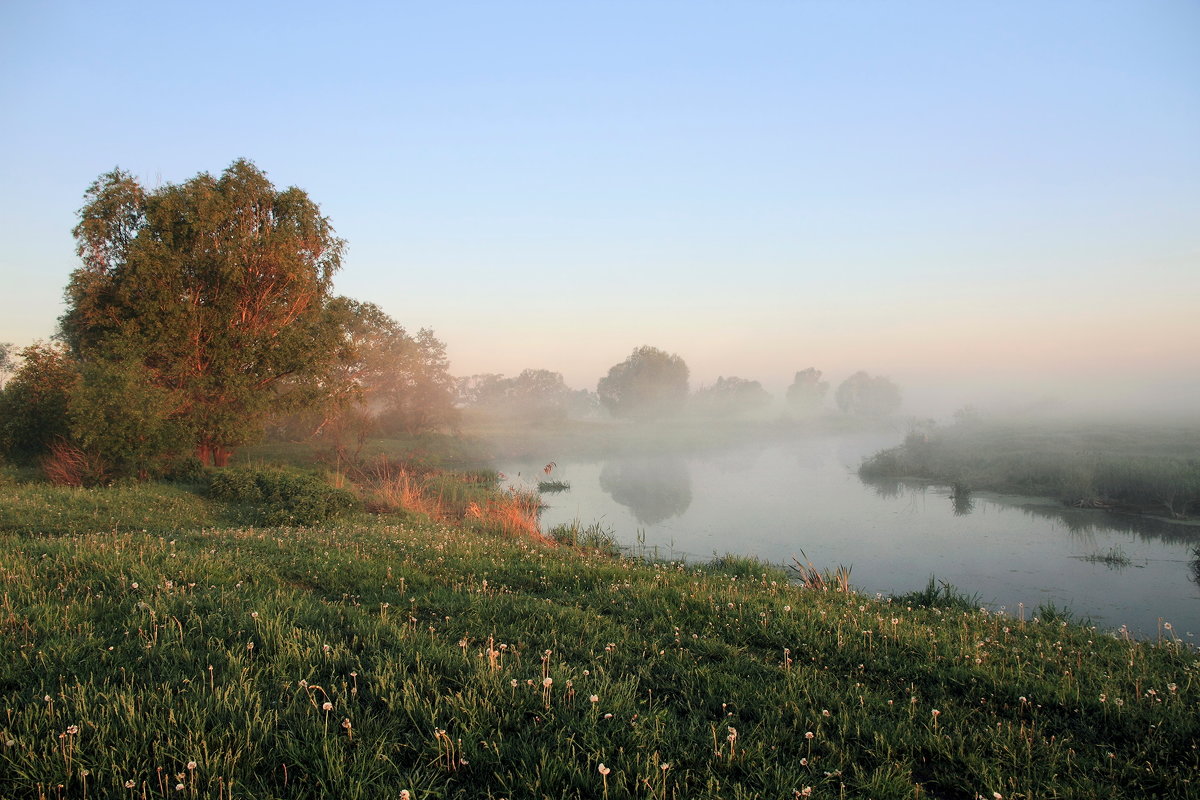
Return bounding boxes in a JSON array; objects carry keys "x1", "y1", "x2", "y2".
[
  {"x1": 458, "y1": 346, "x2": 901, "y2": 422},
  {"x1": 0, "y1": 160, "x2": 902, "y2": 483}
]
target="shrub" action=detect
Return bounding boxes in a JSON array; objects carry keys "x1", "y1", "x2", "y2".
[{"x1": 209, "y1": 467, "x2": 358, "y2": 526}]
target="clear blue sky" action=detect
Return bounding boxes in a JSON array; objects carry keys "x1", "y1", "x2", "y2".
[{"x1": 2, "y1": 1, "x2": 1197, "y2": 413}]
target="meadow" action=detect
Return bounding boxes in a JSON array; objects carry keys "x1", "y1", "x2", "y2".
[{"x1": 0, "y1": 447, "x2": 1198, "y2": 799}]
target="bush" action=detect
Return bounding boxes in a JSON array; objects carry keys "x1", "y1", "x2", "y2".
[{"x1": 209, "y1": 467, "x2": 358, "y2": 526}]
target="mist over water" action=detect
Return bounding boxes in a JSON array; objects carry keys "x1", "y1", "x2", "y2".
[{"x1": 502, "y1": 428, "x2": 1200, "y2": 639}]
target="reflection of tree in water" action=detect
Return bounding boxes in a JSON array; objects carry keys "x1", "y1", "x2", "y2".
[
  {"x1": 1016, "y1": 503, "x2": 1200, "y2": 547},
  {"x1": 599, "y1": 457, "x2": 692, "y2": 524},
  {"x1": 951, "y1": 484, "x2": 975, "y2": 517},
  {"x1": 859, "y1": 475, "x2": 902, "y2": 500}
]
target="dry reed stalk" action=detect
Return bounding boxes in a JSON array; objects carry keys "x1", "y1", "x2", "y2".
[{"x1": 43, "y1": 441, "x2": 103, "y2": 487}]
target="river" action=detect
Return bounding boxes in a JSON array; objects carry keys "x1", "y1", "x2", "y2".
[{"x1": 501, "y1": 430, "x2": 1200, "y2": 639}]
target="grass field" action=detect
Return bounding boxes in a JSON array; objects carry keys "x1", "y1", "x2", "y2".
[{"x1": 1, "y1": 446, "x2": 1198, "y2": 798}]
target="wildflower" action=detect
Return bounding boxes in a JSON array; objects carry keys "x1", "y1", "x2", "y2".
[
  {"x1": 176, "y1": 784, "x2": 185, "y2": 791},
  {"x1": 400, "y1": 791, "x2": 411, "y2": 800},
  {"x1": 511, "y1": 679, "x2": 519, "y2": 688},
  {"x1": 187, "y1": 761, "x2": 197, "y2": 770},
  {"x1": 323, "y1": 702, "x2": 334, "y2": 712},
  {"x1": 799, "y1": 757, "x2": 808, "y2": 766},
  {"x1": 250, "y1": 612, "x2": 259, "y2": 619},
  {"x1": 932, "y1": 709, "x2": 941, "y2": 717},
  {"x1": 805, "y1": 731, "x2": 814, "y2": 740},
  {"x1": 727, "y1": 726, "x2": 738, "y2": 741},
  {"x1": 590, "y1": 695, "x2": 599, "y2": 703},
  {"x1": 604, "y1": 713, "x2": 613, "y2": 719},
  {"x1": 661, "y1": 763, "x2": 671, "y2": 771},
  {"x1": 131, "y1": 582, "x2": 139, "y2": 589},
  {"x1": 342, "y1": 718, "x2": 352, "y2": 729},
  {"x1": 4, "y1": 739, "x2": 14, "y2": 748},
  {"x1": 1099, "y1": 694, "x2": 1107, "y2": 702},
  {"x1": 542, "y1": 677, "x2": 553, "y2": 688},
  {"x1": 1168, "y1": 683, "x2": 1178, "y2": 693},
  {"x1": 783, "y1": 605, "x2": 791, "y2": 612},
  {"x1": 598, "y1": 763, "x2": 611, "y2": 775},
  {"x1": 43, "y1": 695, "x2": 52, "y2": 702},
  {"x1": 822, "y1": 709, "x2": 831, "y2": 717},
  {"x1": 65, "y1": 725, "x2": 79, "y2": 735},
  {"x1": 125, "y1": 780, "x2": 136, "y2": 789},
  {"x1": 1164, "y1": 622, "x2": 1173, "y2": 631},
  {"x1": 800, "y1": 788, "x2": 814, "y2": 798}
]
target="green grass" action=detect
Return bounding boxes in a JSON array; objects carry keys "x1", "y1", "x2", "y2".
[
  {"x1": 1, "y1": 478, "x2": 1198, "y2": 798},
  {"x1": 860, "y1": 419, "x2": 1200, "y2": 519}
]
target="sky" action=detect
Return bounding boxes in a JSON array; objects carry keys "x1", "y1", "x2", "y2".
[{"x1": 2, "y1": 1, "x2": 1198, "y2": 415}]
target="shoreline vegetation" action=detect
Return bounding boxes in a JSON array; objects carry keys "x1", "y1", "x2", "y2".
[
  {"x1": 858, "y1": 417, "x2": 1200, "y2": 523},
  {"x1": 1, "y1": 425, "x2": 1199, "y2": 797}
]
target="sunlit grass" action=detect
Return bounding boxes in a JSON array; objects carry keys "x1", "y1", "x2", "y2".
[{"x1": 1, "y1": 509, "x2": 1197, "y2": 798}]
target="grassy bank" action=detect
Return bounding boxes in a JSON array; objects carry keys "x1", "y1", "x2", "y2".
[
  {"x1": 1, "y1": 469, "x2": 1198, "y2": 798},
  {"x1": 860, "y1": 419, "x2": 1200, "y2": 520}
]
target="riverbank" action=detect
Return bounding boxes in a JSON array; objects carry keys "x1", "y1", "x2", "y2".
[
  {"x1": 1, "y1": 461, "x2": 1197, "y2": 798},
  {"x1": 859, "y1": 418, "x2": 1200, "y2": 521}
]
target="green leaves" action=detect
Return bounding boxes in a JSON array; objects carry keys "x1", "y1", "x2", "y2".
[{"x1": 61, "y1": 160, "x2": 347, "y2": 462}]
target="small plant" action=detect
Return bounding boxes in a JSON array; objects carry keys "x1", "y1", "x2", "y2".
[
  {"x1": 547, "y1": 519, "x2": 620, "y2": 555},
  {"x1": 1081, "y1": 544, "x2": 1133, "y2": 568},
  {"x1": 790, "y1": 551, "x2": 852, "y2": 592},
  {"x1": 537, "y1": 479, "x2": 571, "y2": 493},
  {"x1": 893, "y1": 576, "x2": 981, "y2": 612}
]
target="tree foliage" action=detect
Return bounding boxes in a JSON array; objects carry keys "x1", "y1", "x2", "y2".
[
  {"x1": 61, "y1": 159, "x2": 345, "y2": 464},
  {"x1": 835, "y1": 371, "x2": 902, "y2": 416},
  {"x1": 457, "y1": 369, "x2": 572, "y2": 422},
  {"x1": 690, "y1": 376, "x2": 772, "y2": 418},
  {"x1": 0, "y1": 343, "x2": 79, "y2": 463},
  {"x1": 597, "y1": 346, "x2": 689, "y2": 420},
  {"x1": 785, "y1": 368, "x2": 830, "y2": 414}
]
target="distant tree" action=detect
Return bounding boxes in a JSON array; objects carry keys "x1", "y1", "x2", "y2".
[
  {"x1": 835, "y1": 371, "x2": 902, "y2": 416},
  {"x1": 785, "y1": 368, "x2": 829, "y2": 414},
  {"x1": 376, "y1": 328, "x2": 459, "y2": 435},
  {"x1": 597, "y1": 346, "x2": 689, "y2": 420},
  {"x1": 456, "y1": 373, "x2": 511, "y2": 408},
  {"x1": 61, "y1": 159, "x2": 345, "y2": 465},
  {"x1": 456, "y1": 369, "x2": 572, "y2": 423},
  {"x1": 690, "y1": 376, "x2": 772, "y2": 418},
  {"x1": 0, "y1": 342, "x2": 79, "y2": 463}
]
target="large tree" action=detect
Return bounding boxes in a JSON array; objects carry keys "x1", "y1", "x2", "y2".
[
  {"x1": 835, "y1": 371, "x2": 902, "y2": 416},
  {"x1": 61, "y1": 160, "x2": 345, "y2": 465},
  {"x1": 785, "y1": 367, "x2": 830, "y2": 414},
  {"x1": 597, "y1": 346, "x2": 689, "y2": 420},
  {"x1": 689, "y1": 376, "x2": 772, "y2": 418}
]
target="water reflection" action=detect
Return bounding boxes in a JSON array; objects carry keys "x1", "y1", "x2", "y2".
[
  {"x1": 599, "y1": 457, "x2": 692, "y2": 524},
  {"x1": 951, "y1": 484, "x2": 974, "y2": 517}
]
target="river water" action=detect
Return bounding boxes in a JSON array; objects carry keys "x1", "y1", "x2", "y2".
[{"x1": 502, "y1": 431, "x2": 1200, "y2": 639}]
